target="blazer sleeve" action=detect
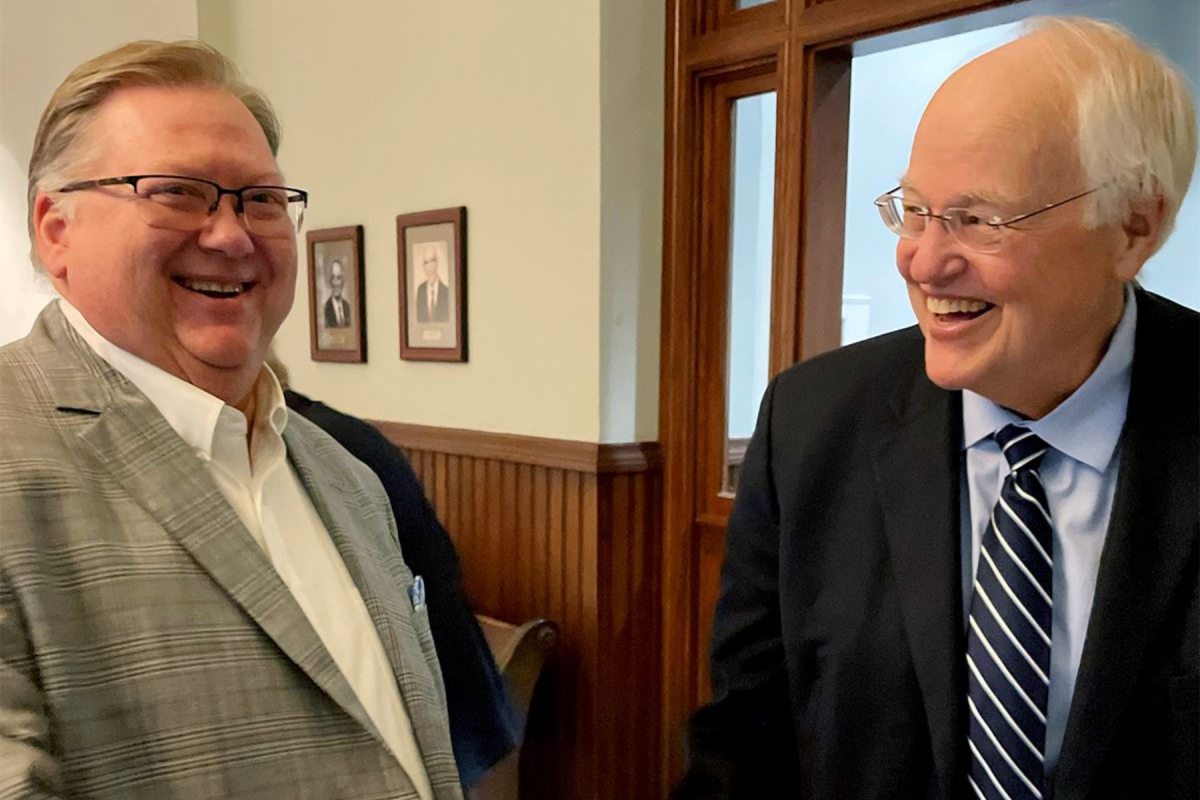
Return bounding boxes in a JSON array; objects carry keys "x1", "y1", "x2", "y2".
[
  {"x1": 674, "y1": 377, "x2": 801, "y2": 799},
  {"x1": 0, "y1": 573, "x2": 65, "y2": 799}
]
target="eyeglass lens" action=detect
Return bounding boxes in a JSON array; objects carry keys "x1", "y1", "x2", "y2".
[
  {"x1": 133, "y1": 177, "x2": 303, "y2": 237},
  {"x1": 877, "y1": 195, "x2": 1003, "y2": 253}
]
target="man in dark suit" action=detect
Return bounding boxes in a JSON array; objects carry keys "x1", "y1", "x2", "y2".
[
  {"x1": 323, "y1": 259, "x2": 352, "y2": 328},
  {"x1": 416, "y1": 247, "x2": 451, "y2": 323},
  {"x1": 278, "y1": 382, "x2": 523, "y2": 789},
  {"x1": 676, "y1": 16, "x2": 1197, "y2": 800}
]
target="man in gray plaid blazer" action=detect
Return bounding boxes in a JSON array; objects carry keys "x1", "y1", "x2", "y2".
[{"x1": 0, "y1": 41, "x2": 462, "y2": 799}]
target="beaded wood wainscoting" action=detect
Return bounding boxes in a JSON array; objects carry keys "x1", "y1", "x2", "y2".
[{"x1": 372, "y1": 421, "x2": 665, "y2": 800}]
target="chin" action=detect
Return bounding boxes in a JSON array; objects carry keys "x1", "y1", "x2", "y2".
[
  {"x1": 185, "y1": 339, "x2": 262, "y2": 373},
  {"x1": 922, "y1": 349, "x2": 978, "y2": 393}
]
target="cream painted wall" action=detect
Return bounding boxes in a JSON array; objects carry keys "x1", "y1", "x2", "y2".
[
  {"x1": 199, "y1": 0, "x2": 657, "y2": 443},
  {"x1": 0, "y1": 0, "x2": 198, "y2": 345},
  {"x1": 599, "y1": 0, "x2": 664, "y2": 443}
]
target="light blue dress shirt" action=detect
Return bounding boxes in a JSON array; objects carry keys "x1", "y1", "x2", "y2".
[{"x1": 960, "y1": 286, "x2": 1137, "y2": 780}]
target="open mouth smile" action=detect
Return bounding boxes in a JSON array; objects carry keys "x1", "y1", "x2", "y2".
[
  {"x1": 926, "y1": 296, "x2": 995, "y2": 322},
  {"x1": 174, "y1": 277, "x2": 256, "y2": 299}
]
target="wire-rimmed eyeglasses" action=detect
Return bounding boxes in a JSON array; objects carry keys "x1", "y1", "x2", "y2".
[
  {"x1": 873, "y1": 185, "x2": 1102, "y2": 253},
  {"x1": 55, "y1": 174, "x2": 308, "y2": 238}
]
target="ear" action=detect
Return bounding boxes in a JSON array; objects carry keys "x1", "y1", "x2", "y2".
[
  {"x1": 1111, "y1": 192, "x2": 1166, "y2": 283},
  {"x1": 33, "y1": 192, "x2": 72, "y2": 283}
]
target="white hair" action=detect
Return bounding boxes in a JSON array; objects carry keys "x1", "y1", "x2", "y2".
[{"x1": 1024, "y1": 16, "x2": 1197, "y2": 253}]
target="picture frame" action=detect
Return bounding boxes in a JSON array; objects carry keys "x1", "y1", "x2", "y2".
[
  {"x1": 307, "y1": 225, "x2": 366, "y2": 363},
  {"x1": 397, "y1": 206, "x2": 467, "y2": 362}
]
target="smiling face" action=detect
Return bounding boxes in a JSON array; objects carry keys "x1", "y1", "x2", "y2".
[
  {"x1": 897, "y1": 39, "x2": 1137, "y2": 419},
  {"x1": 35, "y1": 85, "x2": 296, "y2": 412}
]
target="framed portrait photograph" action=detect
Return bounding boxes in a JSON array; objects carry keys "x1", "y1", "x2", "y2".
[
  {"x1": 307, "y1": 225, "x2": 366, "y2": 363},
  {"x1": 397, "y1": 206, "x2": 467, "y2": 362}
]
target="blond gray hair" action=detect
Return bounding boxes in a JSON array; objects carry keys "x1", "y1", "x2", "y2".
[
  {"x1": 27, "y1": 40, "x2": 281, "y2": 268},
  {"x1": 1024, "y1": 17, "x2": 1197, "y2": 252}
]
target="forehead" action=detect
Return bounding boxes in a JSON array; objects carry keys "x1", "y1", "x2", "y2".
[
  {"x1": 904, "y1": 47, "x2": 1077, "y2": 205},
  {"x1": 83, "y1": 84, "x2": 281, "y2": 182}
]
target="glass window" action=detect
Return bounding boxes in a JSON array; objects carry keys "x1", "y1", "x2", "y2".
[{"x1": 725, "y1": 91, "x2": 776, "y2": 494}]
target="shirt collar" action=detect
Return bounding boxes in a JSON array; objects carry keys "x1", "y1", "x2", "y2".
[
  {"x1": 58, "y1": 298, "x2": 289, "y2": 459},
  {"x1": 962, "y1": 284, "x2": 1137, "y2": 473}
]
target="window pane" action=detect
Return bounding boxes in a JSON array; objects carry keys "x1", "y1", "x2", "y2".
[
  {"x1": 725, "y1": 91, "x2": 776, "y2": 494},
  {"x1": 736, "y1": 0, "x2": 774, "y2": 8}
]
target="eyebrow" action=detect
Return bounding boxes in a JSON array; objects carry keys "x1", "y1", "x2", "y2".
[{"x1": 897, "y1": 177, "x2": 1016, "y2": 208}]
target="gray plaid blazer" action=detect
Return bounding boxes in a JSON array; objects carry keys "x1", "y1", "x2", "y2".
[{"x1": 0, "y1": 304, "x2": 464, "y2": 800}]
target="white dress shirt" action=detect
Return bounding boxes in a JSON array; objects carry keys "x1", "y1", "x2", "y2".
[
  {"x1": 960, "y1": 286, "x2": 1137, "y2": 780},
  {"x1": 60, "y1": 299, "x2": 434, "y2": 799}
]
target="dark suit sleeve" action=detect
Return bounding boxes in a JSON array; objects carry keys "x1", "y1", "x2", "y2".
[
  {"x1": 284, "y1": 392, "x2": 521, "y2": 787},
  {"x1": 674, "y1": 378, "x2": 801, "y2": 799}
]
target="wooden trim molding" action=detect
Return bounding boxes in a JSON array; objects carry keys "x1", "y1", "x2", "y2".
[{"x1": 370, "y1": 420, "x2": 663, "y2": 474}]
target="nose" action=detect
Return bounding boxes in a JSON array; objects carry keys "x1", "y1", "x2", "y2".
[
  {"x1": 197, "y1": 195, "x2": 254, "y2": 257},
  {"x1": 896, "y1": 216, "x2": 968, "y2": 287}
]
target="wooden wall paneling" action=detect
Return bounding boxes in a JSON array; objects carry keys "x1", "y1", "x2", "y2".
[
  {"x1": 382, "y1": 429, "x2": 663, "y2": 800},
  {"x1": 579, "y1": 473, "x2": 601, "y2": 798},
  {"x1": 486, "y1": 459, "x2": 502, "y2": 613}
]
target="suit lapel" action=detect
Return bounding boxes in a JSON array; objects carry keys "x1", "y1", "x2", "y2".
[
  {"x1": 1053, "y1": 294, "x2": 1199, "y2": 800},
  {"x1": 873, "y1": 370, "x2": 965, "y2": 800},
  {"x1": 37, "y1": 306, "x2": 385, "y2": 748},
  {"x1": 285, "y1": 424, "x2": 458, "y2": 793}
]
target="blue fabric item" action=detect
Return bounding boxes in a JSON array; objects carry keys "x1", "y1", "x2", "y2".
[{"x1": 961, "y1": 287, "x2": 1136, "y2": 780}]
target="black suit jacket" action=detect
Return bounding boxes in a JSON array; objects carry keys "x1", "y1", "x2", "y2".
[
  {"x1": 676, "y1": 289, "x2": 1198, "y2": 800},
  {"x1": 284, "y1": 390, "x2": 521, "y2": 787},
  {"x1": 416, "y1": 280, "x2": 451, "y2": 323},
  {"x1": 324, "y1": 295, "x2": 351, "y2": 328}
]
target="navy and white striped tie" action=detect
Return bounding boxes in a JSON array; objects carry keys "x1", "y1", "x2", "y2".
[{"x1": 966, "y1": 425, "x2": 1054, "y2": 800}]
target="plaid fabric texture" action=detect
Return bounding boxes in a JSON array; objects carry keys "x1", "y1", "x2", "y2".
[{"x1": 0, "y1": 303, "x2": 463, "y2": 800}]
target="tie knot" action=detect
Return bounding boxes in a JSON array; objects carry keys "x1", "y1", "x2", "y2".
[{"x1": 994, "y1": 424, "x2": 1049, "y2": 472}]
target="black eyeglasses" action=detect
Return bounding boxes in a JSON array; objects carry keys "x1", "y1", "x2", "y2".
[
  {"x1": 874, "y1": 185, "x2": 1102, "y2": 253},
  {"x1": 56, "y1": 174, "x2": 308, "y2": 238}
]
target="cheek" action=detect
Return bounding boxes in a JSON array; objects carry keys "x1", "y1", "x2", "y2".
[
  {"x1": 895, "y1": 240, "x2": 915, "y2": 279},
  {"x1": 269, "y1": 249, "x2": 299, "y2": 305}
]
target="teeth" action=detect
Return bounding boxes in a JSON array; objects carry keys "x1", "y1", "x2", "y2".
[
  {"x1": 926, "y1": 296, "x2": 989, "y2": 314},
  {"x1": 181, "y1": 279, "x2": 246, "y2": 295}
]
